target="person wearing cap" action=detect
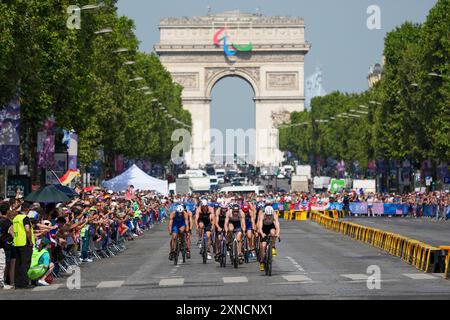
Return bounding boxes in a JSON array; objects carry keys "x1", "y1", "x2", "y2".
[{"x1": 27, "y1": 237, "x2": 54, "y2": 286}]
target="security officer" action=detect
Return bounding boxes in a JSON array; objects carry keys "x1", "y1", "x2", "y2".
[{"x1": 12, "y1": 202, "x2": 35, "y2": 289}]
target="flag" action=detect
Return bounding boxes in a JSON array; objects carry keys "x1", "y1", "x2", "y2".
[
  {"x1": 0, "y1": 93, "x2": 21, "y2": 166},
  {"x1": 59, "y1": 169, "x2": 80, "y2": 186}
]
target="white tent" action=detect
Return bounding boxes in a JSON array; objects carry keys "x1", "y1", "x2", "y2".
[{"x1": 102, "y1": 164, "x2": 168, "y2": 194}]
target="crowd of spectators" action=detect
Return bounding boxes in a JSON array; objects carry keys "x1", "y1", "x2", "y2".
[{"x1": 0, "y1": 185, "x2": 170, "y2": 290}]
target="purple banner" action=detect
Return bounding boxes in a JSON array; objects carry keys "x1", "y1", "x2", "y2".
[
  {"x1": 0, "y1": 93, "x2": 21, "y2": 166},
  {"x1": 37, "y1": 118, "x2": 56, "y2": 169},
  {"x1": 372, "y1": 202, "x2": 384, "y2": 215},
  {"x1": 349, "y1": 202, "x2": 368, "y2": 214}
]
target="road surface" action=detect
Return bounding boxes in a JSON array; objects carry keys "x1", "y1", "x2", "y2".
[{"x1": 1, "y1": 219, "x2": 449, "y2": 300}]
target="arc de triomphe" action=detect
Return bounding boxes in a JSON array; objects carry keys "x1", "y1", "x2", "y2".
[{"x1": 155, "y1": 11, "x2": 310, "y2": 168}]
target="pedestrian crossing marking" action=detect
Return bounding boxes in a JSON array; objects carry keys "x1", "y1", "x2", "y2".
[
  {"x1": 222, "y1": 276, "x2": 248, "y2": 284},
  {"x1": 282, "y1": 275, "x2": 313, "y2": 282},
  {"x1": 159, "y1": 278, "x2": 185, "y2": 286},
  {"x1": 32, "y1": 284, "x2": 62, "y2": 291},
  {"x1": 403, "y1": 273, "x2": 438, "y2": 280},
  {"x1": 96, "y1": 281, "x2": 124, "y2": 288}
]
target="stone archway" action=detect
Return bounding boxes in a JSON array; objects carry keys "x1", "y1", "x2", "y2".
[{"x1": 155, "y1": 11, "x2": 310, "y2": 168}]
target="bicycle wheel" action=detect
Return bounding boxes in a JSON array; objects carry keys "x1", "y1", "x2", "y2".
[
  {"x1": 182, "y1": 235, "x2": 186, "y2": 263},
  {"x1": 174, "y1": 238, "x2": 180, "y2": 266},
  {"x1": 221, "y1": 239, "x2": 227, "y2": 267},
  {"x1": 212, "y1": 230, "x2": 217, "y2": 255},
  {"x1": 244, "y1": 236, "x2": 249, "y2": 264},
  {"x1": 202, "y1": 236, "x2": 207, "y2": 264},
  {"x1": 265, "y1": 241, "x2": 272, "y2": 276},
  {"x1": 233, "y1": 240, "x2": 238, "y2": 269},
  {"x1": 255, "y1": 235, "x2": 260, "y2": 262}
]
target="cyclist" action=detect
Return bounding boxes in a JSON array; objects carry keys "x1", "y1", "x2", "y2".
[
  {"x1": 195, "y1": 198, "x2": 215, "y2": 260},
  {"x1": 257, "y1": 206, "x2": 280, "y2": 271},
  {"x1": 168, "y1": 205, "x2": 190, "y2": 261},
  {"x1": 224, "y1": 203, "x2": 246, "y2": 264},
  {"x1": 242, "y1": 203, "x2": 256, "y2": 258},
  {"x1": 184, "y1": 203, "x2": 194, "y2": 259},
  {"x1": 214, "y1": 202, "x2": 229, "y2": 261}
]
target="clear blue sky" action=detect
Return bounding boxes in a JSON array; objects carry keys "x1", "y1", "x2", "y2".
[{"x1": 117, "y1": 0, "x2": 436, "y2": 158}]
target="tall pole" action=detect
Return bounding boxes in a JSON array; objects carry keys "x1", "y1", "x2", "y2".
[{"x1": 4, "y1": 167, "x2": 7, "y2": 199}]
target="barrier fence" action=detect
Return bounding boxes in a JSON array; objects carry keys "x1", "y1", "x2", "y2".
[
  {"x1": 302, "y1": 211, "x2": 449, "y2": 276},
  {"x1": 273, "y1": 202, "x2": 450, "y2": 218}
]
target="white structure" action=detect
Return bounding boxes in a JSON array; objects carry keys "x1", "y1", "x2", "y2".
[
  {"x1": 155, "y1": 11, "x2": 310, "y2": 168},
  {"x1": 102, "y1": 164, "x2": 168, "y2": 194}
]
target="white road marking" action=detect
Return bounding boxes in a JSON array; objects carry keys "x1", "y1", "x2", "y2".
[
  {"x1": 285, "y1": 256, "x2": 305, "y2": 272},
  {"x1": 96, "y1": 281, "x2": 124, "y2": 288},
  {"x1": 159, "y1": 278, "x2": 185, "y2": 286},
  {"x1": 282, "y1": 275, "x2": 313, "y2": 282},
  {"x1": 341, "y1": 274, "x2": 369, "y2": 280},
  {"x1": 403, "y1": 273, "x2": 438, "y2": 280},
  {"x1": 223, "y1": 276, "x2": 249, "y2": 284},
  {"x1": 32, "y1": 284, "x2": 62, "y2": 291}
]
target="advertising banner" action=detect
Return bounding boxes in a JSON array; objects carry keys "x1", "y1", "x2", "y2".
[{"x1": 349, "y1": 202, "x2": 368, "y2": 214}]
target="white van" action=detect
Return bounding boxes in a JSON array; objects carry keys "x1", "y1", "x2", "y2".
[
  {"x1": 216, "y1": 169, "x2": 225, "y2": 184},
  {"x1": 219, "y1": 185, "x2": 265, "y2": 195}
]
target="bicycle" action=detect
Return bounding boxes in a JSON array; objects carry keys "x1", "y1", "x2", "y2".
[
  {"x1": 263, "y1": 236, "x2": 281, "y2": 276},
  {"x1": 219, "y1": 231, "x2": 227, "y2": 268},
  {"x1": 199, "y1": 227, "x2": 208, "y2": 264},
  {"x1": 243, "y1": 234, "x2": 250, "y2": 264},
  {"x1": 229, "y1": 231, "x2": 239, "y2": 269},
  {"x1": 174, "y1": 231, "x2": 187, "y2": 265}
]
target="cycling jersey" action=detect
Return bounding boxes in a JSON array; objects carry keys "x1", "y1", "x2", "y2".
[
  {"x1": 199, "y1": 207, "x2": 212, "y2": 231},
  {"x1": 171, "y1": 210, "x2": 186, "y2": 234},
  {"x1": 229, "y1": 211, "x2": 241, "y2": 231},
  {"x1": 217, "y1": 211, "x2": 227, "y2": 229},
  {"x1": 261, "y1": 213, "x2": 275, "y2": 235},
  {"x1": 244, "y1": 211, "x2": 253, "y2": 231}
]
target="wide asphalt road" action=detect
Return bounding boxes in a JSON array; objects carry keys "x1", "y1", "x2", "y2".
[{"x1": 1, "y1": 219, "x2": 449, "y2": 300}]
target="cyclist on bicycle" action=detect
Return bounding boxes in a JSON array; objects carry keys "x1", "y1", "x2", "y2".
[
  {"x1": 214, "y1": 201, "x2": 229, "y2": 261},
  {"x1": 257, "y1": 206, "x2": 280, "y2": 271},
  {"x1": 224, "y1": 203, "x2": 246, "y2": 264},
  {"x1": 184, "y1": 203, "x2": 194, "y2": 259},
  {"x1": 168, "y1": 205, "x2": 190, "y2": 261},
  {"x1": 195, "y1": 198, "x2": 215, "y2": 260},
  {"x1": 242, "y1": 203, "x2": 256, "y2": 258}
]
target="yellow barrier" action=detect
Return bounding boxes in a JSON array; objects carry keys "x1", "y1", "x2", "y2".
[
  {"x1": 440, "y1": 246, "x2": 450, "y2": 280},
  {"x1": 309, "y1": 212, "x2": 447, "y2": 275}
]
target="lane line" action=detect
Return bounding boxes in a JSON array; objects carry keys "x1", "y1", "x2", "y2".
[
  {"x1": 32, "y1": 284, "x2": 62, "y2": 291},
  {"x1": 96, "y1": 281, "x2": 124, "y2": 288},
  {"x1": 282, "y1": 275, "x2": 313, "y2": 282},
  {"x1": 341, "y1": 274, "x2": 369, "y2": 280},
  {"x1": 223, "y1": 276, "x2": 249, "y2": 284},
  {"x1": 159, "y1": 278, "x2": 185, "y2": 286},
  {"x1": 286, "y1": 256, "x2": 305, "y2": 272},
  {"x1": 403, "y1": 273, "x2": 438, "y2": 280}
]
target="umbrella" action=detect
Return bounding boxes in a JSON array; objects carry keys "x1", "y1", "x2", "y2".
[
  {"x1": 24, "y1": 185, "x2": 70, "y2": 204},
  {"x1": 53, "y1": 184, "x2": 79, "y2": 198}
]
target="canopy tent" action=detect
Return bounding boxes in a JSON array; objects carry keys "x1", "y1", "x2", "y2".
[{"x1": 102, "y1": 164, "x2": 168, "y2": 195}]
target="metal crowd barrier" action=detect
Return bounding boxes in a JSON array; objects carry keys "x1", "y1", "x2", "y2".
[{"x1": 309, "y1": 211, "x2": 448, "y2": 276}]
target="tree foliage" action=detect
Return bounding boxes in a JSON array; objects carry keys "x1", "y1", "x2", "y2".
[
  {"x1": 0, "y1": 0, "x2": 190, "y2": 180},
  {"x1": 280, "y1": 0, "x2": 449, "y2": 173}
]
